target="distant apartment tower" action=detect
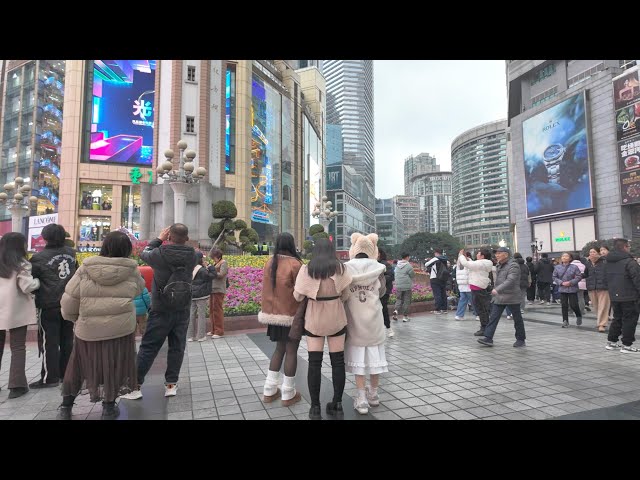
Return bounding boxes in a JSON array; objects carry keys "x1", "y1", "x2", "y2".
[
  {"x1": 324, "y1": 60, "x2": 375, "y2": 210},
  {"x1": 451, "y1": 120, "x2": 510, "y2": 249},
  {"x1": 404, "y1": 153, "x2": 452, "y2": 234},
  {"x1": 375, "y1": 197, "x2": 405, "y2": 246},
  {"x1": 394, "y1": 195, "x2": 420, "y2": 239}
]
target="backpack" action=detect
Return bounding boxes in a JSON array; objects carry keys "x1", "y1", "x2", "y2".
[
  {"x1": 159, "y1": 250, "x2": 192, "y2": 310},
  {"x1": 435, "y1": 260, "x2": 450, "y2": 282}
]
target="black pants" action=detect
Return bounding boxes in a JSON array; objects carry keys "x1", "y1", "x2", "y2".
[
  {"x1": 381, "y1": 294, "x2": 390, "y2": 329},
  {"x1": 608, "y1": 301, "x2": 640, "y2": 347},
  {"x1": 472, "y1": 289, "x2": 491, "y2": 328},
  {"x1": 526, "y1": 284, "x2": 537, "y2": 301},
  {"x1": 431, "y1": 281, "x2": 447, "y2": 312},
  {"x1": 560, "y1": 293, "x2": 581, "y2": 322},
  {"x1": 537, "y1": 282, "x2": 551, "y2": 302},
  {"x1": 136, "y1": 309, "x2": 190, "y2": 385},
  {"x1": 38, "y1": 308, "x2": 74, "y2": 383}
]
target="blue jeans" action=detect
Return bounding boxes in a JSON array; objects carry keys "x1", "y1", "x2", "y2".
[
  {"x1": 136, "y1": 309, "x2": 190, "y2": 385},
  {"x1": 483, "y1": 303, "x2": 526, "y2": 342},
  {"x1": 456, "y1": 292, "x2": 473, "y2": 317}
]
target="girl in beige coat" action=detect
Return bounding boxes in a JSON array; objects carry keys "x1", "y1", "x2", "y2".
[
  {"x1": 58, "y1": 231, "x2": 144, "y2": 420},
  {"x1": 294, "y1": 238, "x2": 352, "y2": 420},
  {"x1": 0, "y1": 233, "x2": 40, "y2": 399}
]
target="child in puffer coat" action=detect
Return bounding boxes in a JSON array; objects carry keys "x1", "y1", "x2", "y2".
[{"x1": 133, "y1": 287, "x2": 151, "y2": 336}]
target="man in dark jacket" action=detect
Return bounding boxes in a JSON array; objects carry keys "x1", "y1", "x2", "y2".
[
  {"x1": 122, "y1": 223, "x2": 198, "y2": 400},
  {"x1": 526, "y1": 256, "x2": 537, "y2": 304},
  {"x1": 604, "y1": 238, "x2": 640, "y2": 353},
  {"x1": 29, "y1": 224, "x2": 77, "y2": 388},
  {"x1": 506, "y1": 252, "x2": 530, "y2": 319},
  {"x1": 535, "y1": 253, "x2": 554, "y2": 305},
  {"x1": 378, "y1": 248, "x2": 395, "y2": 337},
  {"x1": 478, "y1": 247, "x2": 527, "y2": 348},
  {"x1": 425, "y1": 249, "x2": 450, "y2": 314}
]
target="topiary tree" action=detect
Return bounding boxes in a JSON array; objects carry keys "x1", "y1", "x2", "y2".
[
  {"x1": 209, "y1": 200, "x2": 259, "y2": 252},
  {"x1": 309, "y1": 224, "x2": 325, "y2": 237}
]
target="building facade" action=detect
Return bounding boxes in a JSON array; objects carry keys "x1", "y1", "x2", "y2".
[
  {"x1": 404, "y1": 153, "x2": 452, "y2": 234},
  {"x1": 394, "y1": 195, "x2": 420, "y2": 239},
  {"x1": 375, "y1": 197, "x2": 405, "y2": 246},
  {"x1": 451, "y1": 120, "x2": 511, "y2": 249},
  {"x1": 507, "y1": 60, "x2": 639, "y2": 256}
]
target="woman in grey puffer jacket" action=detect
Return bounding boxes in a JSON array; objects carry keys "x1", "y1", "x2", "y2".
[{"x1": 552, "y1": 252, "x2": 582, "y2": 328}]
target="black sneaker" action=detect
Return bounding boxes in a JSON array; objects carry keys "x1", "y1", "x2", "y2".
[
  {"x1": 309, "y1": 405, "x2": 322, "y2": 420},
  {"x1": 326, "y1": 401, "x2": 344, "y2": 416},
  {"x1": 101, "y1": 403, "x2": 120, "y2": 420},
  {"x1": 8, "y1": 387, "x2": 28, "y2": 399},
  {"x1": 474, "y1": 329, "x2": 485, "y2": 336},
  {"x1": 477, "y1": 337, "x2": 494, "y2": 346},
  {"x1": 57, "y1": 405, "x2": 72, "y2": 420},
  {"x1": 576, "y1": 317, "x2": 583, "y2": 326},
  {"x1": 513, "y1": 339, "x2": 526, "y2": 348},
  {"x1": 29, "y1": 379, "x2": 59, "y2": 389}
]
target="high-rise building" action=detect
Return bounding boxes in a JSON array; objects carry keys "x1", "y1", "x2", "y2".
[
  {"x1": 404, "y1": 153, "x2": 452, "y2": 234},
  {"x1": 394, "y1": 195, "x2": 420, "y2": 239},
  {"x1": 507, "y1": 60, "x2": 640, "y2": 255},
  {"x1": 324, "y1": 60, "x2": 375, "y2": 207},
  {"x1": 375, "y1": 197, "x2": 405, "y2": 247},
  {"x1": 451, "y1": 120, "x2": 510, "y2": 249}
]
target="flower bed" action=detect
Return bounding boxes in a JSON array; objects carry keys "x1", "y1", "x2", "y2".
[{"x1": 389, "y1": 283, "x2": 433, "y2": 303}]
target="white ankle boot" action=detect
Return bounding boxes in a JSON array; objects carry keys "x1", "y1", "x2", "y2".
[
  {"x1": 263, "y1": 370, "x2": 281, "y2": 403},
  {"x1": 281, "y1": 375, "x2": 301, "y2": 406}
]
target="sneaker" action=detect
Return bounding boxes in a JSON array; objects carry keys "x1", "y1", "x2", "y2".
[
  {"x1": 387, "y1": 328, "x2": 395, "y2": 338},
  {"x1": 120, "y1": 388, "x2": 143, "y2": 400},
  {"x1": 392, "y1": 310, "x2": 398, "y2": 321},
  {"x1": 506, "y1": 315, "x2": 513, "y2": 320},
  {"x1": 475, "y1": 316, "x2": 480, "y2": 321},
  {"x1": 528, "y1": 301, "x2": 533, "y2": 305},
  {"x1": 187, "y1": 338, "x2": 194, "y2": 342},
  {"x1": 57, "y1": 405, "x2": 72, "y2": 420},
  {"x1": 433, "y1": 310, "x2": 443, "y2": 315},
  {"x1": 477, "y1": 337, "x2": 494, "y2": 347},
  {"x1": 620, "y1": 345, "x2": 640, "y2": 354},
  {"x1": 576, "y1": 317, "x2": 583, "y2": 326},
  {"x1": 164, "y1": 384, "x2": 178, "y2": 397},
  {"x1": 403, "y1": 316, "x2": 410, "y2": 322},
  {"x1": 605, "y1": 341, "x2": 621, "y2": 350},
  {"x1": 513, "y1": 339, "x2": 526, "y2": 348},
  {"x1": 539, "y1": 300, "x2": 546, "y2": 305},
  {"x1": 29, "y1": 379, "x2": 59, "y2": 389},
  {"x1": 562, "y1": 321, "x2": 569, "y2": 328},
  {"x1": 212, "y1": 334, "x2": 222, "y2": 339},
  {"x1": 206, "y1": 331, "x2": 213, "y2": 336},
  {"x1": 454, "y1": 316, "x2": 463, "y2": 321},
  {"x1": 354, "y1": 397, "x2": 369, "y2": 415},
  {"x1": 197, "y1": 337, "x2": 207, "y2": 342},
  {"x1": 366, "y1": 387, "x2": 380, "y2": 407},
  {"x1": 473, "y1": 329, "x2": 485, "y2": 336}
]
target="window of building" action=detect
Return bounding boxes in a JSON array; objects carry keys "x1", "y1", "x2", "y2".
[
  {"x1": 78, "y1": 216, "x2": 111, "y2": 242},
  {"x1": 531, "y1": 86, "x2": 558, "y2": 108},
  {"x1": 567, "y1": 62, "x2": 605, "y2": 87},
  {"x1": 79, "y1": 183, "x2": 113, "y2": 211},
  {"x1": 121, "y1": 185, "x2": 141, "y2": 238},
  {"x1": 186, "y1": 116, "x2": 195, "y2": 133},
  {"x1": 187, "y1": 65, "x2": 196, "y2": 82},
  {"x1": 530, "y1": 63, "x2": 556, "y2": 86}
]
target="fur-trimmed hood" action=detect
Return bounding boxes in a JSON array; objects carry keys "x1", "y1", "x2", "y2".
[{"x1": 345, "y1": 258, "x2": 385, "y2": 285}]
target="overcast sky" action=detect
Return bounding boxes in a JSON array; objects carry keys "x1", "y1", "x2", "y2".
[{"x1": 374, "y1": 60, "x2": 508, "y2": 198}]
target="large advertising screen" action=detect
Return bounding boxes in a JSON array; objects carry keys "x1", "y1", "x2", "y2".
[
  {"x1": 522, "y1": 92, "x2": 593, "y2": 219},
  {"x1": 89, "y1": 60, "x2": 156, "y2": 166}
]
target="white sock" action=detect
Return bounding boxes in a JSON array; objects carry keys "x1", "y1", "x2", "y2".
[
  {"x1": 368, "y1": 386, "x2": 378, "y2": 397},
  {"x1": 281, "y1": 375, "x2": 296, "y2": 401},
  {"x1": 263, "y1": 370, "x2": 281, "y2": 396},
  {"x1": 357, "y1": 388, "x2": 367, "y2": 403}
]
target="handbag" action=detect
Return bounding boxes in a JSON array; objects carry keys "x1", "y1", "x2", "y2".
[{"x1": 288, "y1": 297, "x2": 308, "y2": 341}]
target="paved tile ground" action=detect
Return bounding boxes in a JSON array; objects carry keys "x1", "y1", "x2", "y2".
[{"x1": 1, "y1": 301, "x2": 639, "y2": 420}]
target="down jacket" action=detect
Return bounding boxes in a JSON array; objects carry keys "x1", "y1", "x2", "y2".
[
  {"x1": 458, "y1": 254, "x2": 495, "y2": 289},
  {"x1": 493, "y1": 259, "x2": 523, "y2": 305},
  {"x1": 0, "y1": 261, "x2": 40, "y2": 330},
  {"x1": 61, "y1": 256, "x2": 145, "y2": 341},
  {"x1": 552, "y1": 263, "x2": 581, "y2": 294}
]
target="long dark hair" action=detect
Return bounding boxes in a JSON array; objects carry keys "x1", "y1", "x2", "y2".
[
  {"x1": 100, "y1": 231, "x2": 132, "y2": 258},
  {"x1": 308, "y1": 238, "x2": 344, "y2": 279},
  {"x1": 271, "y1": 232, "x2": 302, "y2": 289},
  {"x1": 0, "y1": 232, "x2": 28, "y2": 278}
]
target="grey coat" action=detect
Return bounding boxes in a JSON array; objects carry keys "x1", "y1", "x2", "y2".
[
  {"x1": 552, "y1": 263, "x2": 581, "y2": 294},
  {"x1": 492, "y1": 259, "x2": 523, "y2": 305},
  {"x1": 394, "y1": 261, "x2": 414, "y2": 291}
]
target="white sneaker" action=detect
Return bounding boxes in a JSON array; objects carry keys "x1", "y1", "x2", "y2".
[
  {"x1": 212, "y1": 334, "x2": 222, "y2": 339},
  {"x1": 354, "y1": 397, "x2": 369, "y2": 415},
  {"x1": 605, "y1": 342, "x2": 621, "y2": 350},
  {"x1": 197, "y1": 337, "x2": 207, "y2": 342},
  {"x1": 387, "y1": 328, "x2": 394, "y2": 338},
  {"x1": 475, "y1": 316, "x2": 480, "y2": 321},
  {"x1": 187, "y1": 338, "x2": 194, "y2": 342},
  {"x1": 206, "y1": 332, "x2": 213, "y2": 336},
  {"x1": 392, "y1": 310, "x2": 398, "y2": 321},
  {"x1": 506, "y1": 315, "x2": 513, "y2": 320},
  {"x1": 403, "y1": 316, "x2": 410, "y2": 322},
  {"x1": 120, "y1": 389, "x2": 142, "y2": 400},
  {"x1": 454, "y1": 316, "x2": 463, "y2": 321},
  {"x1": 366, "y1": 387, "x2": 380, "y2": 407},
  {"x1": 164, "y1": 384, "x2": 178, "y2": 397},
  {"x1": 528, "y1": 301, "x2": 533, "y2": 305},
  {"x1": 620, "y1": 345, "x2": 640, "y2": 354}
]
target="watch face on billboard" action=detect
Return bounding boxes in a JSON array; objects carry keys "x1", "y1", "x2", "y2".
[
  {"x1": 522, "y1": 92, "x2": 593, "y2": 219},
  {"x1": 89, "y1": 60, "x2": 156, "y2": 166}
]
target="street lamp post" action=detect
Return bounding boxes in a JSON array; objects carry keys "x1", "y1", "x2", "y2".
[
  {"x1": 311, "y1": 196, "x2": 338, "y2": 232},
  {"x1": 155, "y1": 140, "x2": 207, "y2": 225},
  {"x1": 0, "y1": 177, "x2": 38, "y2": 233},
  {"x1": 530, "y1": 239, "x2": 543, "y2": 261}
]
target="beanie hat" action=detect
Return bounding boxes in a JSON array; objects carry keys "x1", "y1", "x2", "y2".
[{"x1": 349, "y1": 233, "x2": 379, "y2": 260}]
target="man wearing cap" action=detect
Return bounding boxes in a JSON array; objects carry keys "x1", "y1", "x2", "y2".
[{"x1": 477, "y1": 247, "x2": 527, "y2": 348}]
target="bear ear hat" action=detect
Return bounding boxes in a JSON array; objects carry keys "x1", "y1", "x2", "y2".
[
  {"x1": 366, "y1": 233, "x2": 379, "y2": 245},
  {"x1": 350, "y1": 232, "x2": 363, "y2": 244}
]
